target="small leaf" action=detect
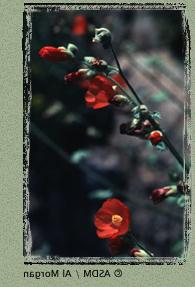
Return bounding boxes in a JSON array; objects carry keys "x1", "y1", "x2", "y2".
[
  {"x1": 177, "y1": 195, "x2": 185, "y2": 208},
  {"x1": 155, "y1": 142, "x2": 166, "y2": 151},
  {"x1": 151, "y1": 111, "x2": 161, "y2": 120}
]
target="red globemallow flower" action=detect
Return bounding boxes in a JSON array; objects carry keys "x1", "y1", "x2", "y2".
[
  {"x1": 150, "y1": 185, "x2": 177, "y2": 204},
  {"x1": 64, "y1": 69, "x2": 126, "y2": 109},
  {"x1": 147, "y1": 130, "x2": 163, "y2": 146},
  {"x1": 72, "y1": 15, "x2": 88, "y2": 36},
  {"x1": 94, "y1": 198, "x2": 130, "y2": 239},
  {"x1": 39, "y1": 46, "x2": 70, "y2": 62},
  {"x1": 84, "y1": 74, "x2": 126, "y2": 109}
]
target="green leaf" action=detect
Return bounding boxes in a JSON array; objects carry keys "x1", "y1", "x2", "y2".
[{"x1": 177, "y1": 195, "x2": 185, "y2": 208}]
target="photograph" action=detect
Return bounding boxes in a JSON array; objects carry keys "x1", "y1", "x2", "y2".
[{"x1": 23, "y1": 4, "x2": 191, "y2": 261}]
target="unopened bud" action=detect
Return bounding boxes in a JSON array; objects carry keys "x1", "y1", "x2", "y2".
[
  {"x1": 150, "y1": 185, "x2": 177, "y2": 204},
  {"x1": 148, "y1": 130, "x2": 163, "y2": 146},
  {"x1": 111, "y1": 95, "x2": 129, "y2": 106},
  {"x1": 93, "y1": 27, "x2": 112, "y2": 49},
  {"x1": 67, "y1": 43, "x2": 79, "y2": 56},
  {"x1": 130, "y1": 248, "x2": 151, "y2": 258}
]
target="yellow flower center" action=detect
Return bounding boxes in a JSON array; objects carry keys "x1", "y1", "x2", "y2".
[{"x1": 112, "y1": 214, "x2": 123, "y2": 226}]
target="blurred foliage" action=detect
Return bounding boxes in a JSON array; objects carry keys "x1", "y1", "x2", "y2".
[{"x1": 89, "y1": 189, "x2": 113, "y2": 200}]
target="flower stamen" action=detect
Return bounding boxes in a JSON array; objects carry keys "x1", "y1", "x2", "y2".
[{"x1": 112, "y1": 214, "x2": 123, "y2": 226}]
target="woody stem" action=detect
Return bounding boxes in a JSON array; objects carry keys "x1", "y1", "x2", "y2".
[{"x1": 110, "y1": 43, "x2": 188, "y2": 172}]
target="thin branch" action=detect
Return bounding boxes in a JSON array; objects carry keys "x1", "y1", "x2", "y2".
[
  {"x1": 110, "y1": 44, "x2": 188, "y2": 172},
  {"x1": 110, "y1": 44, "x2": 143, "y2": 105},
  {"x1": 130, "y1": 233, "x2": 154, "y2": 257},
  {"x1": 107, "y1": 75, "x2": 136, "y2": 106}
]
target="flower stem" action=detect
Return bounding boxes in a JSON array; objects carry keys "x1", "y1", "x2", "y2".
[
  {"x1": 128, "y1": 233, "x2": 154, "y2": 257},
  {"x1": 110, "y1": 44, "x2": 143, "y2": 105},
  {"x1": 110, "y1": 43, "x2": 188, "y2": 172}
]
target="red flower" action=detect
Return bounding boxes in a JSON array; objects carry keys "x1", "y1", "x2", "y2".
[
  {"x1": 108, "y1": 237, "x2": 126, "y2": 256},
  {"x1": 39, "y1": 46, "x2": 70, "y2": 62},
  {"x1": 64, "y1": 70, "x2": 126, "y2": 109},
  {"x1": 72, "y1": 15, "x2": 88, "y2": 36},
  {"x1": 148, "y1": 130, "x2": 163, "y2": 145},
  {"x1": 84, "y1": 74, "x2": 126, "y2": 109},
  {"x1": 150, "y1": 185, "x2": 177, "y2": 204},
  {"x1": 94, "y1": 198, "x2": 130, "y2": 239}
]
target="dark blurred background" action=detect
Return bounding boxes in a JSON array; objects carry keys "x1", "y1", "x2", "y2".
[{"x1": 27, "y1": 8, "x2": 186, "y2": 257}]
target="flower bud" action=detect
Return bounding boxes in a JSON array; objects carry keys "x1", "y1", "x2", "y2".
[
  {"x1": 39, "y1": 46, "x2": 69, "y2": 62},
  {"x1": 92, "y1": 28, "x2": 112, "y2": 49},
  {"x1": 132, "y1": 105, "x2": 148, "y2": 119},
  {"x1": 110, "y1": 95, "x2": 130, "y2": 106},
  {"x1": 130, "y1": 248, "x2": 151, "y2": 258},
  {"x1": 39, "y1": 44, "x2": 79, "y2": 62},
  {"x1": 84, "y1": 56, "x2": 96, "y2": 64},
  {"x1": 67, "y1": 43, "x2": 79, "y2": 56},
  {"x1": 150, "y1": 185, "x2": 177, "y2": 204},
  {"x1": 148, "y1": 130, "x2": 163, "y2": 146}
]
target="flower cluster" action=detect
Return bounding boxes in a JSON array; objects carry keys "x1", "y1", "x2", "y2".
[
  {"x1": 120, "y1": 105, "x2": 165, "y2": 150},
  {"x1": 63, "y1": 53, "x2": 127, "y2": 109}
]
